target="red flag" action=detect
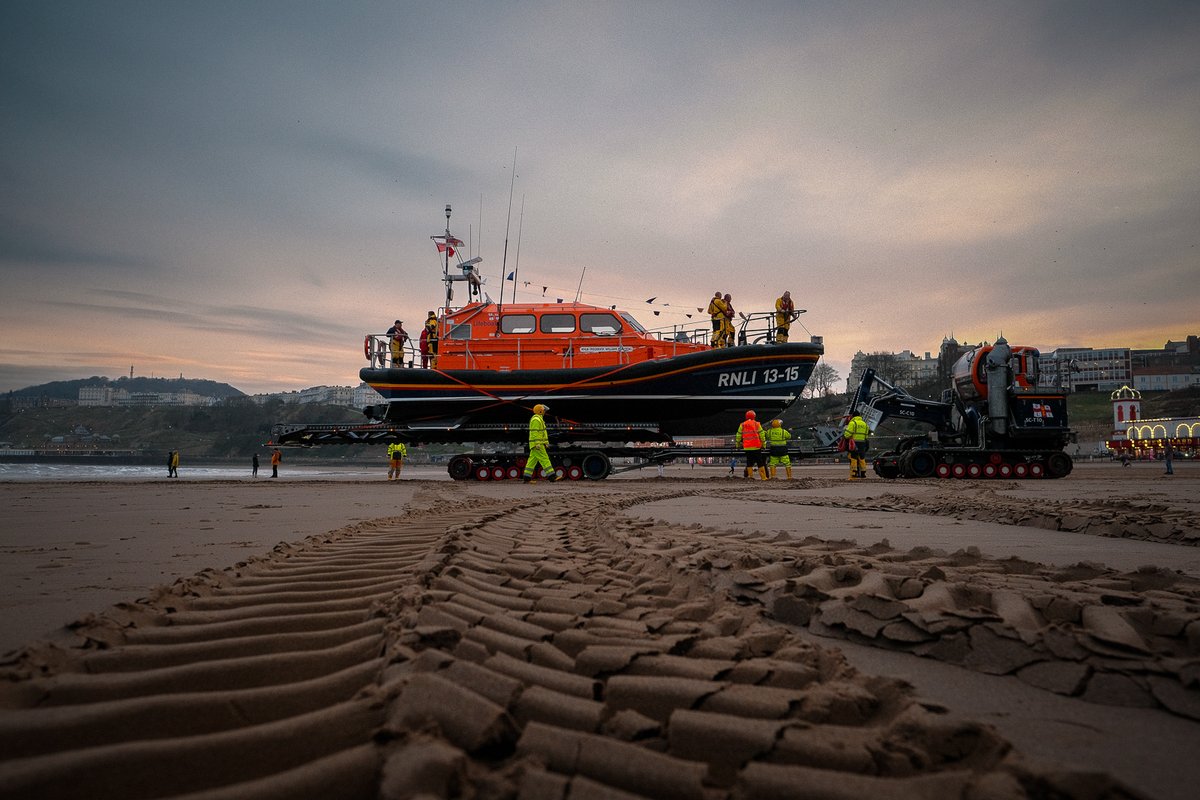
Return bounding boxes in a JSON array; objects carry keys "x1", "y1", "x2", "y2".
[{"x1": 433, "y1": 236, "x2": 464, "y2": 257}]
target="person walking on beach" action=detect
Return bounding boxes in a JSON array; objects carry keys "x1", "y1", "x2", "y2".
[
  {"x1": 166, "y1": 450, "x2": 174, "y2": 478},
  {"x1": 764, "y1": 418, "x2": 793, "y2": 479},
  {"x1": 252, "y1": 452, "x2": 259, "y2": 477},
  {"x1": 1164, "y1": 440, "x2": 1174, "y2": 475},
  {"x1": 387, "y1": 441, "x2": 407, "y2": 480},
  {"x1": 270, "y1": 448, "x2": 281, "y2": 478},
  {"x1": 522, "y1": 404, "x2": 562, "y2": 483},
  {"x1": 736, "y1": 410, "x2": 767, "y2": 480},
  {"x1": 843, "y1": 413, "x2": 870, "y2": 480}
]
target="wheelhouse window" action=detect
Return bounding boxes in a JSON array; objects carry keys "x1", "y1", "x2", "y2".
[
  {"x1": 539, "y1": 314, "x2": 576, "y2": 334},
  {"x1": 580, "y1": 313, "x2": 623, "y2": 335},
  {"x1": 501, "y1": 314, "x2": 536, "y2": 334},
  {"x1": 446, "y1": 324, "x2": 472, "y2": 340},
  {"x1": 618, "y1": 312, "x2": 646, "y2": 334}
]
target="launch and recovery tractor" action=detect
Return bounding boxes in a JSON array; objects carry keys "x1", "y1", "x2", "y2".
[{"x1": 848, "y1": 337, "x2": 1075, "y2": 480}]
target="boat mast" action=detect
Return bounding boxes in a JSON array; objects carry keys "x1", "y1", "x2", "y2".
[{"x1": 443, "y1": 204, "x2": 453, "y2": 314}]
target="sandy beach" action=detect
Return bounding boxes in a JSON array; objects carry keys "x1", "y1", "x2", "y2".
[{"x1": 0, "y1": 462, "x2": 1196, "y2": 798}]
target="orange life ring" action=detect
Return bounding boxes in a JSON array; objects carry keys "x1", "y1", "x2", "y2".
[{"x1": 364, "y1": 335, "x2": 372, "y2": 360}]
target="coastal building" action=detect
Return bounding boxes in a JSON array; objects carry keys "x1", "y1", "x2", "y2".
[
  {"x1": 353, "y1": 382, "x2": 384, "y2": 408},
  {"x1": 845, "y1": 337, "x2": 973, "y2": 393},
  {"x1": 1040, "y1": 347, "x2": 1132, "y2": 393},
  {"x1": 299, "y1": 385, "x2": 354, "y2": 406},
  {"x1": 77, "y1": 386, "x2": 213, "y2": 407},
  {"x1": 1106, "y1": 385, "x2": 1198, "y2": 458}
]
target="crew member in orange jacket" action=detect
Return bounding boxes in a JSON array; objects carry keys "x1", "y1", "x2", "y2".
[{"x1": 735, "y1": 410, "x2": 767, "y2": 479}]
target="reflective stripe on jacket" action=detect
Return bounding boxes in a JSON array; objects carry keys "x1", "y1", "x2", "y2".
[
  {"x1": 844, "y1": 416, "x2": 869, "y2": 441},
  {"x1": 764, "y1": 426, "x2": 791, "y2": 446},
  {"x1": 736, "y1": 420, "x2": 763, "y2": 449},
  {"x1": 529, "y1": 414, "x2": 549, "y2": 449}
]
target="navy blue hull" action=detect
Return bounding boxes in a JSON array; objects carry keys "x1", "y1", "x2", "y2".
[{"x1": 362, "y1": 341, "x2": 822, "y2": 437}]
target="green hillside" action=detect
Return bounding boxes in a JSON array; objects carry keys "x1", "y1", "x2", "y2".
[
  {"x1": 9, "y1": 376, "x2": 244, "y2": 401},
  {"x1": 0, "y1": 401, "x2": 361, "y2": 458}
]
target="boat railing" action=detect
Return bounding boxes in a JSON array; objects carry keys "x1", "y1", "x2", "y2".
[
  {"x1": 367, "y1": 330, "x2": 707, "y2": 369},
  {"x1": 365, "y1": 334, "x2": 423, "y2": 369},
  {"x1": 737, "y1": 312, "x2": 782, "y2": 346}
]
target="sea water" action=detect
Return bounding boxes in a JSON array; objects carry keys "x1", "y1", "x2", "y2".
[{"x1": 0, "y1": 462, "x2": 392, "y2": 482}]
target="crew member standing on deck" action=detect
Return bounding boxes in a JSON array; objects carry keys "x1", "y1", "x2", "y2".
[
  {"x1": 721, "y1": 293, "x2": 736, "y2": 347},
  {"x1": 735, "y1": 410, "x2": 767, "y2": 480},
  {"x1": 764, "y1": 419, "x2": 793, "y2": 479},
  {"x1": 706, "y1": 292, "x2": 727, "y2": 347},
  {"x1": 387, "y1": 320, "x2": 408, "y2": 367},
  {"x1": 774, "y1": 291, "x2": 798, "y2": 343},
  {"x1": 418, "y1": 325, "x2": 430, "y2": 369},
  {"x1": 424, "y1": 311, "x2": 439, "y2": 368},
  {"x1": 522, "y1": 404, "x2": 562, "y2": 483},
  {"x1": 843, "y1": 413, "x2": 870, "y2": 480},
  {"x1": 387, "y1": 441, "x2": 407, "y2": 480}
]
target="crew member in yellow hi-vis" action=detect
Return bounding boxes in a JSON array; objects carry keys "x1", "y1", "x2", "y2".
[
  {"x1": 735, "y1": 410, "x2": 768, "y2": 480},
  {"x1": 843, "y1": 413, "x2": 870, "y2": 480},
  {"x1": 764, "y1": 418, "x2": 793, "y2": 479},
  {"x1": 424, "y1": 311, "x2": 439, "y2": 367},
  {"x1": 774, "y1": 291, "x2": 798, "y2": 343},
  {"x1": 387, "y1": 441, "x2": 407, "y2": 480},
  {"x1": 706, "y1": 291, "x2": 727, "y2": 347},
  {"x1": 522, "y1": 404, "x2": 562, "y2": 483}
]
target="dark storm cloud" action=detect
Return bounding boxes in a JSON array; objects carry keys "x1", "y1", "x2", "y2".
[
  {"x1": 45, "y1": 289, "x2": 361, "y2": 345},
  {"x1": 0, "y1": 1, "x2": 1196, "y2": 393}
]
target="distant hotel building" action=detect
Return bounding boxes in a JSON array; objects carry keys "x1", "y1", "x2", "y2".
[
  {"x1": 847, "y1": 335, "x2": 1197, "y2": 395},
  {"x1": 250, "y1": 383, "x2": 382, "y2": 408},
  {"x1": 78, "y1": 386, "x2": 213, "y2": 407}
]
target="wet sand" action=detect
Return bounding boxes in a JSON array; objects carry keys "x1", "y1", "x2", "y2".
[{"x1": 0, "y1": 463, "x2": 1196, "y2": 798}]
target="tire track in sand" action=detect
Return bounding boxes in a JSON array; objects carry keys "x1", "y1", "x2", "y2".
[{"x1": 1, "y1": 491, "x2": 1136, "y2": 799}]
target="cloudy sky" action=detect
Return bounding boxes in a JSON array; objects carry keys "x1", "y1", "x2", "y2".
[{"x1": 2, "y1": 1, "x2": 1197, "y2": 395}]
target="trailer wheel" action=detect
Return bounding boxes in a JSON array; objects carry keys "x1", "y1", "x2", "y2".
[
  {"x1": 474, "y1": 464, "x2": 492, "y2": 481},
  {"x1": 997, "y1": 463, "x2": 1012, "y2": 477},
  {"x1": 566, "y1": 465, "x2": 584, "y2": 481},
  {"x1": 1028, "y1": 462, "x2": 1044, "y2": 478},
  {"x1": 967, "y1": 463, "x2": 983, "y2": 478},
  {"x1": 936, "y1": 463, "x2": 952, "y2": 479},
  {"x1": 951, "y1": 463, "x2": 967, "y2": 479},
  {"x1": 491, "y1": 466, "x2": 507, "y2": 481},
  {"x1": 581, "y1": 452, "x2": 611, "y2": 480},
  {"x1": 448, "y1": 455, "x2": 473, "y2": 481},
  {"x1": 1013, "y1": 462, "x2": 1028, "y2": 478},
  {"x1": 907, "y1": 451, "x2": 937, "y2": 479},
  {"x1": 1045, "y1": 452, "x2": 1073, "y2": 479},
  {"x1": 983, "y1": 463, "x2": 998, "y2": 478},
  {"x1": 507, "y1": 465, "x2": 521, "y2": 480}
]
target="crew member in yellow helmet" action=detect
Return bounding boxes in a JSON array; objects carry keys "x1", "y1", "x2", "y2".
[
  {"x1": 522, "y1": 404, "x2": 562, "y2": 483},
  {"x1": 764, "y1": 418, "x2": 792, "y2": 479}
]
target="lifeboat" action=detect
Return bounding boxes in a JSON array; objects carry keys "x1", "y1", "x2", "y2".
[{"x1": 360, "y1": 209, "x2": 823, "y2": 439}]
